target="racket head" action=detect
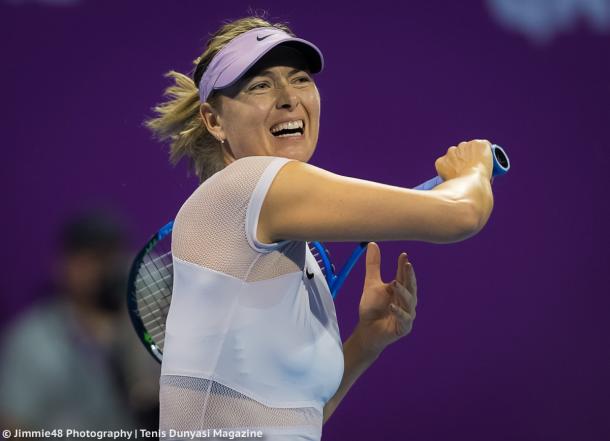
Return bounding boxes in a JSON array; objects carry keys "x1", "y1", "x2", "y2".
[{"x1": 126, "y1": 221, "x2": 174, "y2": 363}]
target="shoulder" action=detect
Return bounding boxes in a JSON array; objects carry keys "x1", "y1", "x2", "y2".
[
  {"x1": 2, "y1": 301, "x2": 65, "y2": 346},
  {"x1": 224, "y1": 155, "x2": 296, "y2": 177},
  {"x1": 197, "y1": 155, "x2": 296, "y2": 199},
  {"x1": 0, "y1": 300, "x2": 68, "y2": 371},
  {"x1": 175, "y1": 155, "x2": 298, "y2": 227}
]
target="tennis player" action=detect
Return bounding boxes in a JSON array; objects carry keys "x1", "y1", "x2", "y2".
[{"x1": 146, "y1": 16, "x2": 494, "y2": 441}]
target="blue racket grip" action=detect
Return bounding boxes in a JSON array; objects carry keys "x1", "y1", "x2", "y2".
[{"x1": 414, "y1": 144, "x2": 510, "y2": 191}]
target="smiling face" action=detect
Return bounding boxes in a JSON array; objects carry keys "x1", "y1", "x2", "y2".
[{"x1": 200, "y1": 45, "x2": 321, "y2": 165}]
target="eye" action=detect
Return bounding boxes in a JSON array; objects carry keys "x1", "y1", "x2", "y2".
[
  {"x1": 249, "y1": 81, "x2": 270, "y2": 91},
  {"x1": 294, "y1": 76, "x2": 312, "y2": 84}
]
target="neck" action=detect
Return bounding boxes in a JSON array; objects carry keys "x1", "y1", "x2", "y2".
[{"x1": 222, "y1": 144, "x2": 237, "y2": 165}]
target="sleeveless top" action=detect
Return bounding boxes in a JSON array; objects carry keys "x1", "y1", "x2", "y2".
[{"x1": 159, "y1": 156, "x2": 344, "y2": 441}]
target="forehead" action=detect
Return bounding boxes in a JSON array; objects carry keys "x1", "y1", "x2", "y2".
[{"x1": 216, "y1": 45, "x2": 313, "y2": 100}]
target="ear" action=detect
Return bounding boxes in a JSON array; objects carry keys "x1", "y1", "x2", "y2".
[{"x1": 199, "y1": 102, "x2": 225, "y2": 142}]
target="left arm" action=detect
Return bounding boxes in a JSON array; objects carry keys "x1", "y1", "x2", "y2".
[
  {"x1": 323, "y1": 324, "x2": 380, "y2": 423},
  {"x1": 323, "y1": 242, "x2": 417, "y2": 423}
]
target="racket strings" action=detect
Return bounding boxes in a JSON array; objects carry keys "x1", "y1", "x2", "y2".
[
  {"x1": 137, "y1": 283, "x2": 170, "y2": 343},
  {"x1": 308, "y1": 243, "x2": 336, "y2": 278},
  {"x1": 308, "y1": 245, "x2": 327, "y2": 276},
  {"x1": 135, "y1": 247, "x2": 174, "y2": 350}
]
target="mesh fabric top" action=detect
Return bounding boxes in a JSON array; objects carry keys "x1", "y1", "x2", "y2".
[{"x1": 160, "y1": 156, "x2": 344, "y2": 441}]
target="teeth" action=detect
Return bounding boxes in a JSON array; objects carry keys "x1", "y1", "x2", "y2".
[
  {"x1": 275, "y1": 132, "x2": 302, "y2": 137},
  {"x1": 270, "y1": 120, "x2": 304, "y2": 133}
]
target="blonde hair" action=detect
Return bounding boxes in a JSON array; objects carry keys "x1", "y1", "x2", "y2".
[{"x1": 144, "y1": 15, "x2": 295, "y2": 184}]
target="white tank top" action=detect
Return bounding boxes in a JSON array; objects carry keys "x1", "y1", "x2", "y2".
[{"x1": 159, "y1": 156, "x2": 344, "y2": 441}]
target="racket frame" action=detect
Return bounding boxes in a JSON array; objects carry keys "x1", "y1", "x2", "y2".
[{"x1": 126, "y1": 220, "x2": 174, "y2": 363}]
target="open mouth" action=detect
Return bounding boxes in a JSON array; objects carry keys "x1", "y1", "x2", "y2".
[{"x1": 270, "y1": 119, "x2": 305, "y2": 138}]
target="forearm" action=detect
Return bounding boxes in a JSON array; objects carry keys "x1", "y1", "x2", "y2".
[
  {"x1": 261, "y1": 160, "x2": 494, "y2": 246},
  {"x1": 323, "y1": 324, "x2": 381, "y2": 424}
]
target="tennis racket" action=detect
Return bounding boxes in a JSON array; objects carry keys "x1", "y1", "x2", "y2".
[{"x1": 128, "y1": 144, "x2": 510, "y2": 363}]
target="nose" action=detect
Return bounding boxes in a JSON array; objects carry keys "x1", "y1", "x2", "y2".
[{"x1": 275, "y1": 84, "x2": 299, "y2": 110}]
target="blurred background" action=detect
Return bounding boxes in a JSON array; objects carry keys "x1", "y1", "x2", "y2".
[{"x1": 1, "y1": 0, "x2": 608, "y2": 440}]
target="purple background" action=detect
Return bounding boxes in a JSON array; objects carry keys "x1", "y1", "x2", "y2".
[{"x1": 2, "y1": 0, "x2": 609, "y2": 439}]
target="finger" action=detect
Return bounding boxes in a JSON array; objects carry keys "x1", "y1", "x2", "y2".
[
  {"x1": 365, "y1": 242, "x2": 382, "y2": 282},
  {"x1": 390, "y1": 303, "x2": 414, "y2": 335},
  {"x1": 396, "y1": 252, "x2": 409, "y2": 286},
  {"x1": 390, "y1": 281, "x2": 409, "y2": 314},
  {"x1": 390, "y1": 303, "x2": 411, "y2": 320},
  {"x1": 405, "y1": 261, "x2": 417, "y2": 297},
  {"x1": 393, "y1": 280, "x2": 416, "y2": 311}
]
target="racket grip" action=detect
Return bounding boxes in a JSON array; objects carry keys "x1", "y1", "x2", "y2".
[{"x1": 414, "y1": 144, "x2": 510, "y2": 191}]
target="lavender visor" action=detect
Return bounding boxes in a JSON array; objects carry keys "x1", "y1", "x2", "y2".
[{"x1": 198, "y1": 27, "x2": 324, "y2": 102}]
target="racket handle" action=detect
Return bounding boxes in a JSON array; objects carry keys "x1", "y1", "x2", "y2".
[{"x1": 414, "y1": 144, "x2": 510, "y2": 191}]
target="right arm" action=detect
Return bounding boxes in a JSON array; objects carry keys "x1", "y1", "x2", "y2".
[{"x1": 258, "y1": 140, "x2": 494, "y2": 245}]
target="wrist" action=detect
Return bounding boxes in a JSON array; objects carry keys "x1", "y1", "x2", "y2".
[
  {"x1": 458, "y1": 169, "x2": 493, "y2": 230},
  {"x1": 459, "y1": 165, "x2": 489, "y2": 181}
]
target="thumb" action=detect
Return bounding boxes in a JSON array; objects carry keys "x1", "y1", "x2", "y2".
[{"x1": 365, "y1": 242, "x2": 381, "y2": 282}]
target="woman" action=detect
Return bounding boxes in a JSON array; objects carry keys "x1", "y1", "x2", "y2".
[{"x1": 146, "y1": 16, "x2": 494, "y2": 441}]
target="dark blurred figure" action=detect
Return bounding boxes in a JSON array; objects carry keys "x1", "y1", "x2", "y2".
[{"x1": 0, "y1": 211, "x2": 160, "y2": 433}]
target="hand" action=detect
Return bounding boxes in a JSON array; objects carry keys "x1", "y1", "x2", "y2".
[
  {"x1": 435, "y1": 139, "x2": 494, "y2": 181},
  {"x1": 357, "y1": 242, "x2": 417, "y2": 356}
]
